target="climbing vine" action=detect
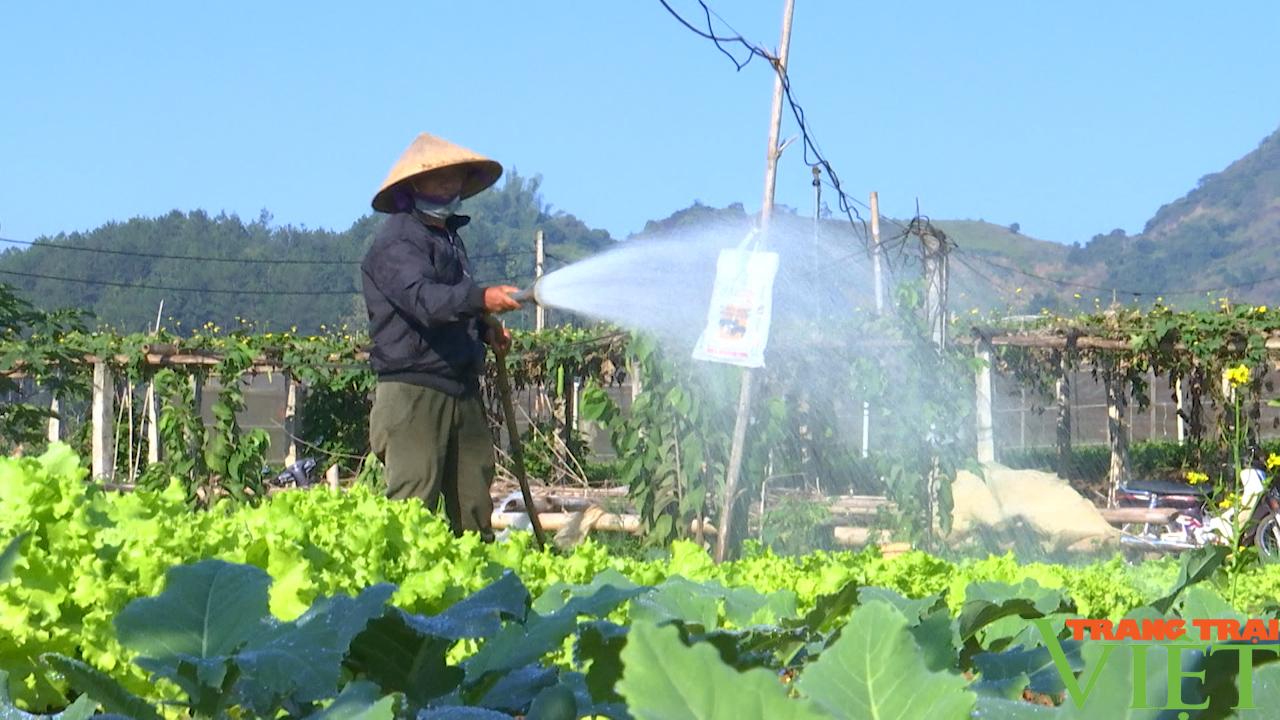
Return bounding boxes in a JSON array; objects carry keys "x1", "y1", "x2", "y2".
[
  {"x1": 969, "y1": 300, "x2": 1279, "y2": 468},
  {"x1": 0, "y1": 299, "x2": 629, "y2": 501}
]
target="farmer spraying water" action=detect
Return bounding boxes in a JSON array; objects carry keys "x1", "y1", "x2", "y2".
[{"x1": 361, "y1": 133, "x2": 523, "y2": 541}]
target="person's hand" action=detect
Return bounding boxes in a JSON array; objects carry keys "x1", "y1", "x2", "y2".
[
  {"x1": 486, "y1": 323, "x2": 512, "y2": 357},
  {"x1": 483, "y1": 285, "x2": 521, "y2": 314}
]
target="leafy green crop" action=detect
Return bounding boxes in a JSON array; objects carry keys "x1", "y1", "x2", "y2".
[{"x1": 10, "y1": 445, "x2": 1280, "y2": 717}]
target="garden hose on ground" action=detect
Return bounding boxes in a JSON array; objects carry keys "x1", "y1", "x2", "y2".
[{"x1": 485, "y1": 315, "x2": 547, "y2": 551}]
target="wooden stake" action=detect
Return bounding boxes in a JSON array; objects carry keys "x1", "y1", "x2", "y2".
[{"x1": 716, "y1": 0, "x2": 796, "y2": 564}]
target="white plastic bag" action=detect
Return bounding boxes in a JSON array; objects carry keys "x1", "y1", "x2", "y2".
[{"x1": 691, "y1": 247, "x2": 780, "y2": 368}]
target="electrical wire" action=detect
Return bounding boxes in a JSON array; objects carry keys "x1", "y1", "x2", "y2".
[
  {"x1": 0, "y1": 268, "x2": 358, "y2": 296},
  {"x1": 0, "y1": 236, "x2": 360, "y2": 265},
  {"x1": 956, "y1": 248, "x2": 1280, "y2": 299},
  {"x1": 656, "y1": 0, "x2": 872, "y2": 251},
  {"x1": 0, "y1": 236, "x2": 526, "y2": 267}
]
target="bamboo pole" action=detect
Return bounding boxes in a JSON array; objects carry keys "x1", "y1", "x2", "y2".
[{"x1": 716, "y1": 0, "x2": 796, "y2": 564}]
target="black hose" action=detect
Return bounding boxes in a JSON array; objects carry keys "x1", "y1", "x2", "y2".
[{"x1": 485, "y1": 315, "x2": 547, "y2": 550}]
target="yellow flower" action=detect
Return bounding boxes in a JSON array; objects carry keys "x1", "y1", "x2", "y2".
[
  {"x1": 1073, "y1": 293, "x2": 1082, "y2": 299},
  {"x1": 1219, "y1": 494, "x2": 1236, "y2": 510},
  {"x1": 1258, "y1": 306, "x2": 1269, "y2": 314},
  {"x1": 1185, "y1": 471, "x2": 1209, "y2": 486},
  {"x1": 1268, "y1": 453, "x2": 1280, "y2": 472},
  {"x1": 1015, "y1": 287, "x2": 1023, "y2": 294},
  {"x1": 1225, "y1": 364, "x2": 1251, "y2": 388}
]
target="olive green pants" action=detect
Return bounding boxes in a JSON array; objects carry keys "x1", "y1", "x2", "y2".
[{"x1": 369, "y1": 381, "x2": 495, "y2": 540}]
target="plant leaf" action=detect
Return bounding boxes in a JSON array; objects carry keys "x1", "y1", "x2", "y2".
[
  {"x1": 347, "y1": 609, "x2": 462, "y2": 708},
  {"x1": 416, "y1": 708, "x2": 512, "y2": 719},
  {"x1": 233, "y1": 584, "x2": 396, "y2": 714},
  {"x1": 465, "y1": 584, "x2": 644, "y2": 684},
  {"x1": 574, "y1": 621, "x2": 628, "y2": 704},
  {"x1": 629, "y1": 577, "x2": 721, "y2": 629},
  {"x1": 0, "y1": 533, "x2": 26, "y2": 583},
  {"x1": 970, "y1": 696, "x2": 1061, "y2": 718},
  {"x1": 616, "y1": 622, "x2": 828, "y2": 720},
  {"x1": 476, "y1": 665, "x2": 557, "y2": 714},
  {"x1": 416, "y1": 571, "x2": 530, "y2": 640},
  {"x1": 796, "y1": 600, "x2": 975, "y2": 720},
  {"x1": 1150, "y1": 545, "x2": 1227, "y2": 614},
  {"x1": 39, "y1": 654, "x2": 161, "y2": 720},
  {"x1": 307, "y1": 681, "x2": 399, "y2": 720},
  {"x1": 0, "y1": 670, "x2": 97, "y2": 720},
  {"x1": 115, "y1": 559, "x2": 271, "y2": 660}
]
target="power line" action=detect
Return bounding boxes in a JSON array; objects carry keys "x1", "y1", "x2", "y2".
[
  {"x1": 0, "y1": 236, "x2": 524, "y2": 266},
  {"x1": 0, "y1": 236, "x2": 359, "y2": 265},
  {"x1": 958, "y1": 249, "x2": 1280, "y2": 299},
  {"x1": 0, "y1": 268, "x2": 358, "y2": 296},
  {"x1": 656, "y1": 0, "x2": 872, "y2": 251}
]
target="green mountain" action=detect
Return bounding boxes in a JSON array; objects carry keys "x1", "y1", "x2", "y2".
[{"x1": 1065, "y1": 125, "x2": 1280, "y2": 303}]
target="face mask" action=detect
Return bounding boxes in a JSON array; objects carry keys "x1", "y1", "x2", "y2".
[{"x1": 413, "y1": 193, "x2": 462, "y2": 219}]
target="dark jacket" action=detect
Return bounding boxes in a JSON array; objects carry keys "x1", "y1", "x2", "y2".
[{"x1": 361, "y1": 212, "x2": 488, "y2": 396}]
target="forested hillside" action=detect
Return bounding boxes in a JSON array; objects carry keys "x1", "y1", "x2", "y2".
[
  {"x1": 0, "y1": 172, "x2": 611, "y2": 332},
  {"x1": 1066, "y1": 125, "x2": 1280, "y2": 300}
]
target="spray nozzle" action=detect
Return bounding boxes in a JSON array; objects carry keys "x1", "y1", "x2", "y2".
[{"x1": 513, "y1": 278, "x2": 542, "y2": 305}]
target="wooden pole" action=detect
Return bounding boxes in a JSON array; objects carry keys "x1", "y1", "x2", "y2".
[
  {"x1": 1019, "y1": 387, "x2": 1027, "y2": 450},
  {"x1": 862, "y1": 191, "x2": 882, "y2": 459},
  {"x1": 283, "y1": 377, "x2": 300, "y2": 466},
  {"x1": 534, "y1": 229, "x2": 546, "y2": 332},
  {"x1": 975, "y1": 346, "x2": 995, "y2": 463},
  {"x1": 1105, "y1": 362, "x2": 1131, "y2": 505},
  {"x1": 91, "y1": 361, "x2": 115, "y2": 480},
  {"x1": 1175, "y1": 375, "x2": 1186, "y2": 444},
  {"x1": 1149, "y1": 368, "x2": 1157, "y2": 440},
  {"x1": 716, "y1": 0, "x2": 796, "y2": 564},
  {"x1": 1055, "y1": 351, "x2": 1072, "y2": 476},
  {"x1": 145, "y1": 299, "x2": 163, "y2": 465},
  {"x1": 922, "y1": 231, "x2": 948, "y2": 348},
  {"x1": 146, "y1": 383, "x2": 159, "y2": 465},
  {"x1": 871, "y1": 192, "x2": 884, "y2": 314}
]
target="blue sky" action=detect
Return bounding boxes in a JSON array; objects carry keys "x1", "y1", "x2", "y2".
[{"x1": 2, "y1": 1, "x2": 1279, "y2": 248}]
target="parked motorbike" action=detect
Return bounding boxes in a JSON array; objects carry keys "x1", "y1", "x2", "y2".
[
  {"x1": 1115, "y1": 453, "x2": 1280, "y2": 557},
  {"x1": 268, "y1": 457, "x2": 319, "y2": 488}
]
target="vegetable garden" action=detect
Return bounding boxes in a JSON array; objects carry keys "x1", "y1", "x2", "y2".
[{"x1": 10, "y1": 281, "x2": 1280, "y2": 718}]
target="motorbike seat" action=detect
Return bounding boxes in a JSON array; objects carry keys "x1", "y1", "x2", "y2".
[{"x1": 1119, "y1": 479, "x2": 1210, "y2": 497}]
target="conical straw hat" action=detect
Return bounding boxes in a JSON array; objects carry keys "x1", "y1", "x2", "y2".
[{"x1": 371, "y1": 133, "x2": 503, "y2": 213}]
